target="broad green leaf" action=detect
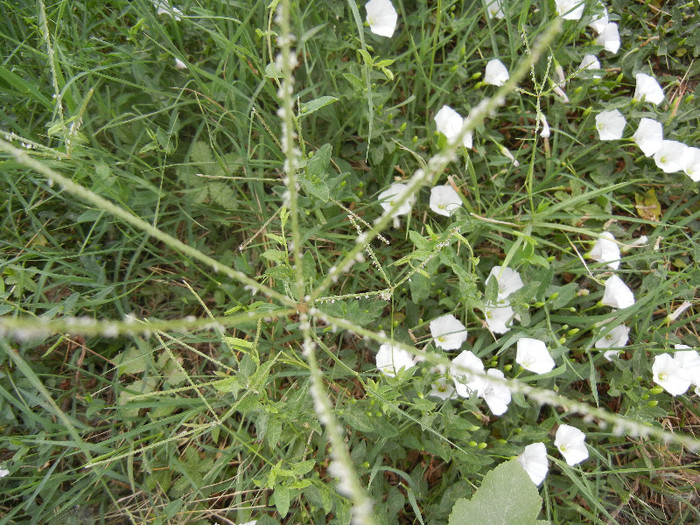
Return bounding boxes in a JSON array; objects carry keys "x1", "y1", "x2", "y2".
[
  {"x1": 299, "y1": 96, "x2": 338, "y2": 116},
  {"x1": 448, "y1": 459, "x2": 548, "y2": 525},
  {"x1": 114, "y1": 346, "x2": 151, "y2": 375},
  {"x1": 273, "y1": 484, "x2": 290, "y2": 517}
]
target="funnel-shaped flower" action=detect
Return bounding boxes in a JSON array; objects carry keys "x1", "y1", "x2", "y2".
[
  {"x1": 430, "y1": 185, "x2": 463, "y2": 217},
  {"x1": 653, "y1": 140, "x2": 688, "y2": 173},
  {"x1": 601, "y1": 275, "x2": 635, "y2": 309},
  {"x1": 578, "y1": 54, "x2": 602, "y2": 78},
  {"x1": 589, "y1": 231, "x2": 620, "y2": 269},
  {"x1": 365, "y1": 0, "x2": 398, "y2": 37},
  {"x1": 682, "y1": 147, "x2": 700, "y2": 182},
  {"x1": 633, "y1": 118, "x2": 663, "y2": 157},
  {"x1": 487, "y1": 266, "x2": 524, "y2": 302},
  {"x1": 595, "y1": 324, "x2": 630, "y2": 349},
  {"x1": 484, "y1": 59, "x2": 510, "y2": 86},
  {"x1": 485, "y1": 0, "x2": 505, "y2": 19},
  {"x1": 480, "y1": 369, "x2": 511, "y2": 416},
  {"x1": 596, "y1": 22, "x2": 620, "y2": 54},
  {"x1": 434, "y1": 105, "x2": 472, "y2": 148},
  {"x1": 555, "y1": 0, "x2": 584, "y2": 20},
  {"x1": 378, "y1": 183, "x2": 415, "y2": 217},
  {"x1": 588, "y1": 6, "x2": 608, "y2": 34},
  {"x1": 595, "y1": 109, "x2": 626, "y2": 140},
  {"x1": 652, "y1": 353, "x2": 691, "y2": 396},
  {"x1": 484, "y1": 302, "x2": 515, "y2": 334},
  {"x1": 518, "y1": 442, "x2": 549, "y2": 486},
  {"x1": 516, "y1": 338, "x2": 555, "y2": 374},
  {"x1": 376, "y1": 343, "x2": 415, "y2": 377},
  {"x1": 430, "y1": 314, "x2": 468, "y2": 350},
  {"x1": 555, "y1": 424, "x2": 589, "y2": 466},
  {"x1": 634, "y1": 73, "x2": 664, "y2": 105},
  {"x1": 451, "y1": 350, "x2": 485, "y2": 397}
]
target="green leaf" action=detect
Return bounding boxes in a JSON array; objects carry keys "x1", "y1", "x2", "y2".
[
  {"x1": 299, "y1": 96, "x2": 338, "y2": 117},
  {"x1": 114, "y1": 346, "x2": 151, "y2": 375},
  {"x1": 448, "y1": 459, "x2": 547, "y2": 525},
  {"x1": 273, "y1": 484, "x2": 290, "y2": 517}
]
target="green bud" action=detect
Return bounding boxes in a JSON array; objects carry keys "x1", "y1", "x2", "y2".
[
  {"x1": 400, "y1": 122, "x2": 407, "y2": 132},
  {"x1": 567, "y1": 328, "x2": 580, "y2": 336},
  {"x1": 647, "y1": 400, "x2": 658, "y2": 408},
  {"x1": 477, "y1": 442, "x2": 487, "y2": 449},
  {"x1": 558, "y1": 337, "x2": 566, "y2": 344},
  {"x1": 649, "y1": 386, "x2": 664, "y2": 395},
  {"x1": 469, "y1": 441, "x2": 478, "y2": 447},
  {"x1": 642, "y1": 393, "x2": 649, "y2": 400}
]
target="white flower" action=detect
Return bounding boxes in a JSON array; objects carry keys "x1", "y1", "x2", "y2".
[
  {"x1": 429, "y1": 375, "x2": 457, "y2": 400},
  {"x1": 595, "y1": 109, "x2": 626, "y2": 141},
  {"x1": 653, "y1": 140, "x2": 689, "y2": 173},
  {"x1": 588, "y1": 6, "x2": 609, "y2": 34},
  {"x1": 555, "y1": 424, "x2": 589, "y2": 466},
  {"x1": 555, "y1": 0, "x2": 584, "y2": 20},
  {"x1": 595, "y1": 324, "x2": 630, "y2": 349},
  {"x1": 484, "y1": 59, "x2": 510, "y2": 86},
  {"x1": 674, "y1": 348, "x2": 700, "y2": 390},
  {"x1": 485, "y1": 0, "x2": 505, "y2": 19},
  {"x1": 430, "y1": 314, "x2": 468, "y2": 350},
  {"x1": 451, "y1": 350, "x2": 485, "y2": 397},
  {"x1": 0, "y1": 467, "x2": 9, "y2": 478},
  {"x1": 596, "y1": 22, "x2": 620, "y2": 54},
  {"x1": 484, "y1": 302, "x2": 515, "y2": 334},
  {"x1": 377, "y1": 183, "x2": 415, "y2": 217},
  {"x1": 174, "y1": 58, "x2": 187, "y2": 70},
  {"x1": 578, "y1": 54, "x2": 602, "y2": 78},
  {"x1": 652, "y1": 353, "x2": 691, "y2": 396},
  {"x1": 480, "y1": 368, "x2": 511, "y2": 416},
  {"x1": 603, "y1": 349, "x2": 621, "y2": 361},
  {"x1": 487, "y1": 266, "x2": 524, "y2": 302},
  {"x1": 429, "y1": 185, "x2": 463, "y2": 217},
  {"x1": 376, "y1": 343, "x2": 415, "y2": 377},
  {"x1": 601, "y1": 275, "x2": 635, "y2": 309},
  {"x1": 632, "y1": 118, "x2": 664, "y2": 157},
  {"x1": 682, "y1": 147, "x2": 700, "y2": 182},
  {"x1": 516, "y1": 338, "x2": 555, "y2": 374},
  {"x1": 625, "y1": 235, "x2": 649, "y2": 250},
  {"x1": 589, "y1": 231, "x2": 621, "y2": 269},
  {"x1": 634, "y1": 73, "x2": 664, "y2": 105},
  {"x1": 365, "y1": 0, "x2": 398, "y2": 37},
  {"x1": 518, "y1": 443, "x2": 549, "y2": 486},
  {"x1": 434, "y1": 105, "x2": 472, "y2": 148},
  {"x1": 154, "y1": 0, "x2": 183, "y2": 20}
]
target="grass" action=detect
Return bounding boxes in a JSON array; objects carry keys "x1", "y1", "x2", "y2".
[{"x1": 1, "y1": 0, "x2": 700, "y2": 524}]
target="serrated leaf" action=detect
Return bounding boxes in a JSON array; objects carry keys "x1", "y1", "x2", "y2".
[
  {"x1": 262, "y1": 249, "x2": 287, "y2": 262},
  {"x1": 448, "y1": 460, "x2": 545, "y2": 525},
  {"x1": 299, "y1": 96, "x2": 338, "y2": 117}
]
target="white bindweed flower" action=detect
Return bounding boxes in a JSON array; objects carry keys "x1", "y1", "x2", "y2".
[
  {"x1": 429, "y1": 375, "x2": 457, "y2": 400},
  {"x1": 485, "y1": 0, "x2": 505, "y2": 19},
  {"x1": 480, "y1": 368, "x2": 511, "y2": 416},
  {"x1": 378, "y1": 183, "x2": 415, "y2": 218},
  {"x1": 539, "y1": 113, "x2": 551, "y2": 138},
  {"x1": 596, "y1": 22, "x2": 620, "y2": 54},
  {"x1": 174, "y1": 58, "x2": 187, "y2": 70},
  {"x1": 430, "y1": 314, "x2": 468, "y2": 350},
  {"x1": 604, "y1": 349, "x2": 621, "y2": 361},
  {"x1": 487, "y1": 266, "x2": 524, "y2": 302},
  {"x1": 484, "y1": 59, "x2": 510, "y2": 86},
  {"x1": 376, "y1": 343, "x2": 415, "y2": 377},
  {"x1": 578, "y1": 54, "x2": 602, "y2": 78},
  {"x1": 430, "y1": 185, "x2": 463, "y2": 217},
  {"x1": 516, "y1": 338, "x2": 555, "y2": 374},
  {"x1": 518, "y1": 442, "x2": 549, "y2": 486},
  {"x1": 451, "y1": 350, "x2": 485, "y2": 397},
  {"x1": 682, "y1": 147, "x2": 700, "y2": 182},
  {"x1": 0, "y1": 467, "x2": 9, "y2": 478},
  {"x1": 434, "y1": 105, "x2": 472, "y2": 148},
  {"x1": 555, "y1": 424, "x2": 589, "y2": 466},
  {"x1": 595, "y1": 109, "x2": 626, "y2": 141},
  {"x1": 634, "y1": 73, "x2": 665, "y2": 105},
  {"x1": 653, "y1": 140, "x2": 689, "y2": 173},
  {"x1": 588, "y1": 5, "x2": 609, "y2": 34},
  {"x1": 555, "y1": 0, "x2": 584, "y2": 20},
  {"x1": 601, "y1": 275, "x2": 635, "y2": 309},
  {"x1": 674, "y1": 348, "x2": 700, "y2": 392},
  {"x1": 365, "y1": 0, "x2": 398, "y2": 37},
  {"x1": 154, "y1": 0, "x2": 183, "y2": 20},
  {"x1": 595, "y1": 324, "x2": 630, "y2": 349},
  {"x1": 633, "y1": 118, "x2": 664, "y2": 157},
  {"x1": 484, "y1": 302, "x2": 515, "y2": 334},
  {"x1": 652, "y1": 353, "x2": 691, "y2": 396},
  {"x1": 589, "y1": 231, "x2": 621, "y2": 269}
]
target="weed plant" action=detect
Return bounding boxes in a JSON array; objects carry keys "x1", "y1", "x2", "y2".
[{"x1": 1, "y1": 0, "x2": 699, "y2": 524}]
